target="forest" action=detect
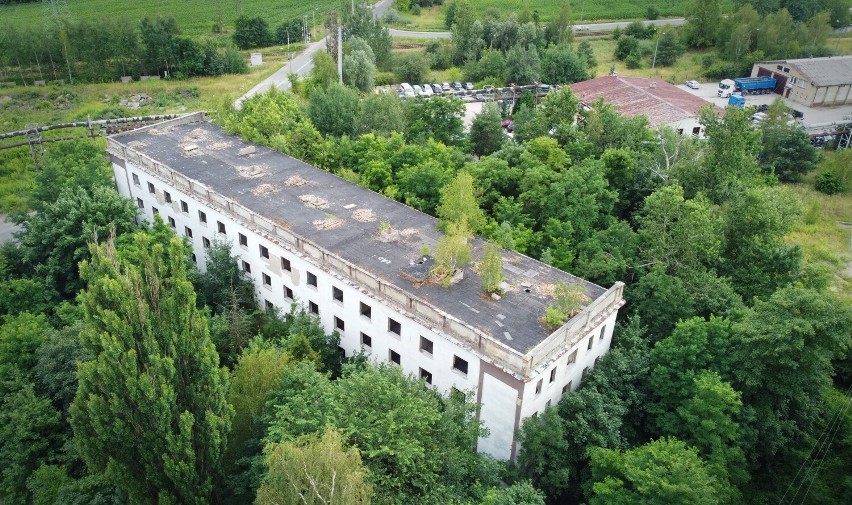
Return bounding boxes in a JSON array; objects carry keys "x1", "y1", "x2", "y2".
[{"x1": 0, "y1": 1, "x2": 851, "y2": 504}]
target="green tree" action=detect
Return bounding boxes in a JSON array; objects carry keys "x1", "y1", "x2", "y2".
[
  {"x1": 343, "y1": 48, "x2": 377, "y2": 92},
  {"x1": 464, "y1": 48, "x2": 507, "y2": 84},
  {"x1": 541, "y1": 43, "x2": 589, "y2": 84},
  {"x1": 18, "y1": 185, "x2": 139, "y2": 298},
  {"x1": 759, "y1": 106, "x2": 820, "y2": 182},
  {"x1": 613, "y1": 35, "x2": 639, "y2": 60},
  {"x1": 684, "y1": 0, "x2": 722, "y2": 48},
  {"x1": 516, "y1": 409, "x2": 570, "y2": 501},
  {"x1": 478, "y1": 241, "x2": 504, "y2": 294},
  {"x1": 506, "y1": 44, "x2": 541, "y2": 84},
  {"x1": 198, "y1": 239, "x2": 256, "y2": 315},
  {"x1": 70, "y1": 233, "x2": 233, "y2": 504},
  {"x1": 576, "y1": 40, "x2": 598, "y2": 71},
  {"x1": 545, "y1": 1, "x2": 574, "y2": 45},
  {"x1": 637, "y1": 185, "x2": 723, "y2": 276},
  {"x1": 511, "y1": 105, "x2": 546, "y2": 144},
  {"x1": 405, "y1": 95, "x2": 466, "y2": 146},
  {"x1": 308, "y1": 83, "x2": 361, "y2": 138},
  {"x1": 437, "y1": 172, "x2": 487, "y2": 232},
  {"x1": 470, "y1": 102, "x2": 505, "y2": 156},
  {"x1": 139, "y1": 16, "x2": 180, "y2": 75},
  {"x1": 394, "y1": 51, "x2": 430, "y2": 84},
  {"x1": 257, "y1": 429, "x2": 372, "y2": 505},
  {"x1": 482, "y1": 481, "x2": 546, "y2": 505},
  {"x1": 588, "y1": 437, "x2": 720, "y2": 505},
  {"x1": 628, "y1": 266, "x2": 695, "y2": 340},
  {"x1": 450, "y1": 0, "x2": 484, "y2": 64},
  {"x1": 29, "y1": 140, "x2": 113, "y2": 213},
  {"x1": 433, "y1": 221, "x2": 473, "y2": 286},
  {"x1": 33, "y1": 322, "x2": 87, "y2": 414},
  {"x1": 233, "y1": 15, "x2": 271, "y2": 49},
  {"x1": 398, "y1": 159, "x2": 455, "y2": 214},
  {"x1": 0, "y1": 374, "x2": 63, "y2": 504},
  {"x1": 307, "y1": 51, "x2": 339, "y2": 92},
  {"x1": 359, "y1": 92, "x2": 406, "y2": 136},
  {"x1": 654, "y1": 30, "x2": 685, "y2": 66}
]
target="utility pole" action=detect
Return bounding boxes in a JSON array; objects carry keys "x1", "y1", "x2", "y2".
[
  {"x1": 651, "y1": 35, "x2": 660, "y2": 69},
  {"x1": 338, "y1": 24, "x2": 343, "y2": 85}
]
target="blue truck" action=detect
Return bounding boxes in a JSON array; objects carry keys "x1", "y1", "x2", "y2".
[{"x1": 717, "y1": 76, "x2": 777, "y2": 97}]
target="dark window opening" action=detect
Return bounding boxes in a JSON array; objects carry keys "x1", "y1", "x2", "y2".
[
  {"x1": 360, "y1": 302, "x2": 371, "y2": 319},
  {"x1": 333, "y1": 286, "x2": 343, "y2": 303},
  {"x1": 152, "y1": 207, "x2": 159, "y2": 215},
  {"x1": 198, "y1": 210, "x2": 207, "y2": 223},
  {"x1": 238, "y1": 233, "x2": 247, "y2": 247},
  {"x1": 335, "y1": 317, "x2": 345, "y2": 331},
  {"x1": 265, "y1": 300, "x2": 274, "y2": 311},
  {"x1": 535, "y1": 379, "x2": 543, "y2": 394},
  {"x1": 283, "y1": 286, "x2": 293, "y2": 299},
  {"x1": 453, "y1": 356, "x2": 468, "y2": 375},
  {"x1": 217, "y1": 221, "x2": 225, "y2": 234},
  {"x1": 420, "y1": 368, "x2": 433, "y2": 384},
  {"x1": 420, "y1": 336, "x2": 434, "y2": 355},
  {"x1": 164, "y1": 191, "x2": 172, "y2": 203},
  {"x1": 147, "y1": 182, "x2": 155, "y2": 193},
  {"x1": 361, "y1": 332, "x2": 372, "y2": 347},
  {"x1": 567, "y1": 349, "x2": 577, "y2": 365},
  {"x1": 136, "y1": 198, "x2": 144, "y2": 208},
  {"x1": 202, "y1": 237, "x2": 210, "y2": 248},
  {"x1": 262, "y1": 273, "x2": 271, "y2": 286},
  {"x1": 388, "y1": 318, "x2": 401, "y2": 336},
  {"x1": 242, "y1": 261, "x2": 251, "y2": 273},
  {"x1": 389, "y1": 350, "x2": 401, "y2": 365},
  {"x1": 549, "y1": 367, "x2": 557, "y2": 383},
  {"x1": 281, "y1": 257, "x2": 291, "y2": 271},
  {"x1": 184, "y1": 226, "x2": 193, "y2": 238},
  {"x1": 309, "y1": 301, "x2": 319, "y2": 315},
  {"x1": 260, "y1": 244, "x2": 269, "y2": 259},
  {"x1": 168, "y1": 216, "x2": 176, "y2": 228},
  {"x1": 180, "y1": 200, "x2": 188, "y2": 213},
  {"x1": 307, "y1": 272, "x2": 317, "y2": 287},
  {"x1": 132, "y1": 173, "x2": 140, "y2": 186}
]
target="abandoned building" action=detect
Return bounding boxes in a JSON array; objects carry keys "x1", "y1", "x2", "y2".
[{"x1": 106, "y1": 112, "x2": 625, "y2": 460}]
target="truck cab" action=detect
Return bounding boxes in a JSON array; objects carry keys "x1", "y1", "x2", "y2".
[{"x1": 717, "y1": 79, "x2": 735, "y2": 98}]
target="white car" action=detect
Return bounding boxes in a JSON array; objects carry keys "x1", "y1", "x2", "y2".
[
  {"x1": 574, "y1": 25, "x2": 590, "y2": 31},
  {"x1": 686, "y1": 80, "x2": 700, "y2": 90},
  {"x1": 421, "y1": 84, "x2": 433, "y2": 97}
]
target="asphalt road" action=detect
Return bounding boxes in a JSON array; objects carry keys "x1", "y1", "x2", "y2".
[
  {"x1": 235, "y1": 0, "x2": 394, "y2": 107},
  {"x1": 235, "y1": 10, "x2": 688, "y2": 107}
]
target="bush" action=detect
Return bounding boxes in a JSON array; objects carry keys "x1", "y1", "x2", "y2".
[
  {"x1": 647, "y1": 6, "x2": 660, "y2": 20},
  {"x1": 614, "y1": 36, "x2": 640, "y2": 60},
  {"x1": 814, "y1": 172, "x2": 845, "y2": 195},
  {"x1": 233, "y1": 15, "x2": 271, "y2": 49},
  {"x1": 626, "y1": 50, "x2": 643, "y2": 69},
  {"x1": 383, "y1": 8, "x2": 402, "y2": 24},
  {"x1": 275, "y1": 19, "x2": 303, "y2": 45}
]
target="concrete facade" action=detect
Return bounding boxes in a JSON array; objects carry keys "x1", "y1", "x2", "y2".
[
  {"x1": 752, "y1": 56, "x2": 852, "y2": 107},
  {"x1": 106, "y1": 113, "x2": 624, "y2": 460}
]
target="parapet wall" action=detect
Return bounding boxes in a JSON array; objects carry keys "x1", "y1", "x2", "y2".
[{"x1": 108, "y1": 113, "x2": 624, "y2": 378}]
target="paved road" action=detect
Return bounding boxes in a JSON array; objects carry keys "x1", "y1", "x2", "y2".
[
  {"x1": 388, "y1": 17, "x2": 688, "y2": 39},
  {"x1": 235, "y1": 0, "x2": 394, "y2": 108}
]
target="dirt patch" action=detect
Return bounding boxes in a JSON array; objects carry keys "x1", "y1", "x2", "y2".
[
  {"x1": 299, "y1": 194, "x2": 329, "y2": 209},
  {"x1": 400, "y1": 228, "x2": 418, "y2": 239},
  {"x1": 314, "y1": 217, "x2": 344, "y2": 230},
  {"x1": 252, "y1": 183, "x2": 280, "y2": 196},
  {"x1": 351, "y1": 208, "x2": 376, "y2": 222},
  {"x1": 285, "y1": 175, "x2": 310, "y2": 187},
  {"x1": 236, "y1": 165, "x2": 269, "y2": 178},
  {"x1": 207, "y1": 141, "x2": 232, "y2": 150}
]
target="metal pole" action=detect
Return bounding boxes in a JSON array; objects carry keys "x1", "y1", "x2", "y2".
[
  {"x1": 338, "y1": 25, "x2": 343, "y2": 85},
  {"x1": 651, "y1": 36, "x2": 660, "y2": 70}
]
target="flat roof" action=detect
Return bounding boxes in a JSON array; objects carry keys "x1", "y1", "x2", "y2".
[
  {"x1": 571, "y1": 76, "x2": 720, "y2": 127},
  {"x1": 112, "y1": 118, "x2": 606, "y2": 354}
]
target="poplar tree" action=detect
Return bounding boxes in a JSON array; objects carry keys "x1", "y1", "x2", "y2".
[{"x1": 71, "y1": 233, "x2": 233, "y2": 504}]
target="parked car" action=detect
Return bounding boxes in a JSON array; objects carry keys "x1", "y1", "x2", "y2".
[
  {"x1": 421, "y1": 84, "x2": 433, "y2": 97},
  {"x1": 685, "y1": 80, "x2": 700, "y2": 89},
  {"x1": 574, "y1": 24, "x2": 590, "y2": 31},
  {"x1": 442, "y1": 82, "x2": 451, "y2": 91},
  {"x1": 400, "y1": 83, "x2": 415, "y2": 97},
  {"x1": 452, "y1": 81, "x2": 463, "y2": 91},
  {"x1": 413, "y1": 84, "x2": 424, "y2": 96},
  {"x1": 465, "y1": 82, "x2": 474, "y2": 91},
  {"x1": 432, "y1": 83, "x2": 443, "y2": 94}
]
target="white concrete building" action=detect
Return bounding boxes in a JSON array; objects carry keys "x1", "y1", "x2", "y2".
[{"x1": 106, "y1": 113, "x2": 624, "y2": 460}]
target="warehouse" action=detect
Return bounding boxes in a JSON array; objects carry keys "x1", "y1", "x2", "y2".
[
  {"x1": 571, "y1": 75, "x2": 720, "y2": 137},
  {"x1": 751, "y1": 55, "x2": 852, "y2": 107},
  {"x1": 106, "y1": 112, "x2": 625, "y2": 461}
]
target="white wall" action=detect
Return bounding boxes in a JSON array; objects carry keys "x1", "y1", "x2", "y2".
[{"x1": 114, "y1": 156, "x2": 619, "y2": 461}]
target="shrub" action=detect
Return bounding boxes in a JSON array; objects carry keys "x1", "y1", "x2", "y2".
[
  {"x1": 814, "y1": 172, "x2": 845, "y2": 195},
  {"x1": 647, "y1": 6, "x2": 660, "y2": 20},
  {"x1": 614, "y1": 36, "x2": 639, "y2": 60},
  {"x1": 233, "y1": 15, "x2": 271, "y2": 49},
  {"x1": 626, "y1": 51, "x2": 643, "y2": 69}
]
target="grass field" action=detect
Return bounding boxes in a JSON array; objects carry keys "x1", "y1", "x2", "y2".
[
  {"x1": 388, "y1": 0, "x2": 734, "y2": 31},
  {"x1": 0, "y1": 0, "x2": 342, "y2": 37}
]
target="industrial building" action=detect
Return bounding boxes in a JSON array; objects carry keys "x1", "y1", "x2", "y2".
[
  {"x1": 571, "y1": 75, "x2": 720, "y2": 137},
  {"x1": 106, "y1": 112, "x2": 625, "y2": 460},
  {"x1": 751, "y1": 55, "x2": 852, "y2": 107}
]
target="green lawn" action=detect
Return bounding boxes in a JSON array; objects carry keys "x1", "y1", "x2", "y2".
[
  {"x1": 0, "y1": 0, "x2": 342, "y2": 37},
  {"x1": 388, "y1": 1, "x2": 734, "y2": 31}
]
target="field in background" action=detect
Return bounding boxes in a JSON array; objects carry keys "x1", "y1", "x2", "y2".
[
  {"x1": 388, "y1": 0, "x2": 734, "y2": 31},
  {"x1": 0, "y1": 0, "x2": 341, "y2": 37}
]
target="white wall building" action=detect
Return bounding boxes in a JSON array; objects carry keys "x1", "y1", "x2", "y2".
[{"x1": 106, "y1": 113, "x2": 624, "y2": 460}]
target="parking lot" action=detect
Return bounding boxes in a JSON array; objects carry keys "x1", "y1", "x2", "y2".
[{"x1": 675, "y1": 81, "x2": 852, "y2": 128}]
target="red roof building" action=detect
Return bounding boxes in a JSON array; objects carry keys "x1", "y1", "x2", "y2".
[{"x1": 570, "y1": 76, "x2": 721, "y2": 135}]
